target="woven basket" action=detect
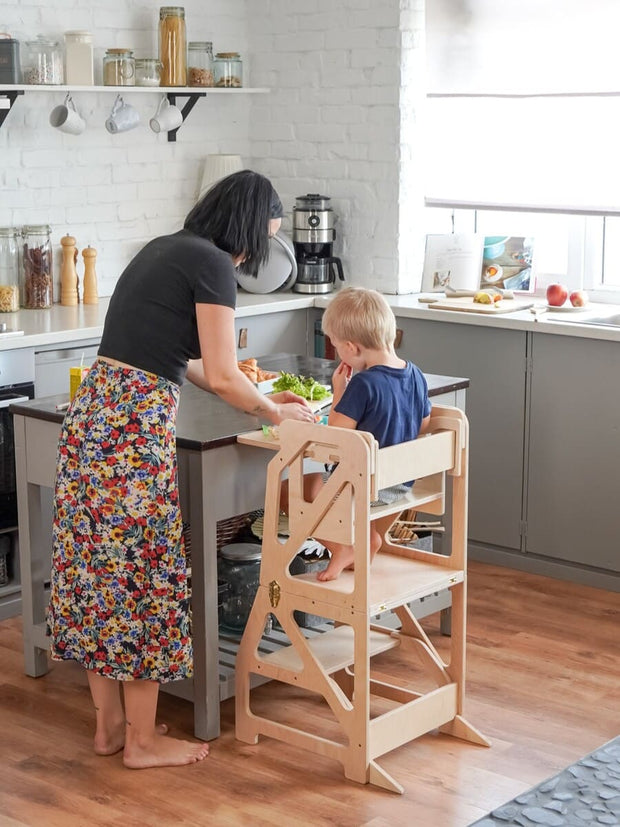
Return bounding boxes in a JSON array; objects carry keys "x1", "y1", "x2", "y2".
[{"x1": 182, "y1": 509, "x2": 264, "y2": 565}]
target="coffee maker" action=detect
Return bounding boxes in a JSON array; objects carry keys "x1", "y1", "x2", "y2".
[{"x1": 292, "y1": 194, "x2": 345, "y2": 294}]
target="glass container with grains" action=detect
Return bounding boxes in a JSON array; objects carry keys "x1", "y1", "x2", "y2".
[
  {"x1": 0, "y1": 228, "x2": 20, "y2": 313},
  {"x1": 188, "y1": 41, "x2": 214, "y2": 87}
]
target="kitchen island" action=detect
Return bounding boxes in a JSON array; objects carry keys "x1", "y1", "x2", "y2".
[{"x1": 10, "y1": 354, "x2": 468, "y2": 741}]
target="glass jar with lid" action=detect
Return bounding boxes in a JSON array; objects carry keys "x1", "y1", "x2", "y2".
[
  {"x1": 103, "y1": 48, "x2": 136, "y2": 86},
  {"x1": 64, "y1": 31, "x2": 93, "y2": 85},
  {"x1": 188, "y1": 41, "x2": 214, "y2": 87},
  {"x1": 23, "y1": 36, "x2": 63, "y2": 85},
  {"x1": 217, "y1": 542, "x2": 266, "y2": 635},
  {"x1": 0, "y1": 228, "x2": 20, "y2": 313},
  {"x1": 214, "y1": 52, "x2": 243, "y2": 88},
  {"x1": 159, "y1": 6, "x2": 186, "y2": 87},
  {"x1": 22, "y1": 225, "x2": 53, "y2": 309},
  {"x1": 135, "y1": 58, "x2": 162, "y2": 87}
]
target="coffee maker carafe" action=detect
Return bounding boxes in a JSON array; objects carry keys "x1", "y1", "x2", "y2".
[{"x1": 292, "y1": 194, "x2": 344, "y2": 294}]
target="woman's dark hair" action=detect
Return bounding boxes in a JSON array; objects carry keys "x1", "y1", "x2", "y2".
[{"x1": 184, "y1": 169, "x2": 282, "y2": 277}]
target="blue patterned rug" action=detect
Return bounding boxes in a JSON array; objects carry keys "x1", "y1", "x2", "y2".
[{"x1": 469, "y1": 737, "x2": 620, "y2": 826}]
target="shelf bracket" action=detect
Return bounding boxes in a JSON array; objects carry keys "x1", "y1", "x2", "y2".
[
  {"x1": 0, "y1": 90, "x2": 24, "y2": 128},
  {"x1": 165, "y1": 91, "x2": 207, "y2": 142}
]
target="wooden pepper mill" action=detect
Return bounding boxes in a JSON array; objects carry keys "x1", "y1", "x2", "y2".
[
  {"x1": 60, "y1": 234, "x2": 79, "y2": 306},
  {"x1": 82, "y1": 245, "x2": 98, "y2": 305}
]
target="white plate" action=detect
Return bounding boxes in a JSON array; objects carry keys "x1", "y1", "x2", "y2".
[{"x1": 546, "y1": 303, "x2": 591, "y2": 313}]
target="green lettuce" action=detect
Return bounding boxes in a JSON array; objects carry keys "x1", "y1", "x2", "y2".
[{"x1": 271, "y1": 372, "x2": 330, "y2": 401}]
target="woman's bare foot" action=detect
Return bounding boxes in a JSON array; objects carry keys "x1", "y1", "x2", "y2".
[
  {"x1": 123, "y1": 733, "x2": 209, "y2": 769},
  {"x1": 317, "y1": 546, "x2": 355, "y2": 581},
  {"x1": 94, "y1": 722, "x2": 169, "y2": 756}
]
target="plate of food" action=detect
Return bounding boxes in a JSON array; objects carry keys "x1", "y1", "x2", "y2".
[
  {"x1": 545, "y1": 303, "x2": 591, "y2": 313},
  {"x1": 237, "y1": 358, "x2": 279, "y2": 392},
  {"x1": 270, "y1": 371, "x2": 333, "y2": 411}
]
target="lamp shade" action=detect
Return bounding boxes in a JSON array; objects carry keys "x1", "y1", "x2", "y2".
[{"x1": 198, "y1": 154, "x2": 243, "y2": 199}]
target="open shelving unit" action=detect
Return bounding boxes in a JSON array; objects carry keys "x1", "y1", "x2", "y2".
[{"x1": 0, "y1": 83, "x2": 270, "y2": 141}]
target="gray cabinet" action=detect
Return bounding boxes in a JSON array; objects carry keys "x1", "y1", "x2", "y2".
[
  {"x1": 395, "y1": 318, "x2": 527, "y2": 552},
  {"x1": 526, "y1": 333, "x2": 620, "y2": 573},
  {"x1": 234, "y1": 310, "x2": 311, "y2": 358}
]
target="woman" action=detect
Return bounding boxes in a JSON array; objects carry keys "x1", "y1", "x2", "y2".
[{"x1": 48, "y1": 170, "x2": 314, "y2": 769}]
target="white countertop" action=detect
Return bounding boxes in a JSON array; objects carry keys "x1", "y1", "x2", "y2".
[{"x1": 1, "y1": 290, "x2": 619, "y2": 352}]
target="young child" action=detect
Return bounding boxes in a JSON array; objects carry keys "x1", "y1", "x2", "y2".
[{"x1": 284, "y1": 286, "x2": 432, "y2": 581}]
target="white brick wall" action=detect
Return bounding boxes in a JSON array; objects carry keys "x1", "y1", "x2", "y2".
[
  {"x1": 1, "y1": 0, "x2": 425, "y2": 299},
  {"x1": 249, "y1": 0, "x2": 426, "y2": 293}
]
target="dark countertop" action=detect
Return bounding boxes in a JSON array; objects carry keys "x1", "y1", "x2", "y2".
[{"x1": 9, "y1": 353, "x2": 469, "y2": 451}]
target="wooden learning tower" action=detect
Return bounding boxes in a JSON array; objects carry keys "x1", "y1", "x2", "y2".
[{"x1": 235, "y1": 405, "x2": 489, "y2": 794}]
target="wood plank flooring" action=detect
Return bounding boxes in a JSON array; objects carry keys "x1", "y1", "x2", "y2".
[{"x1": 1, "y1": 561, "x2": 619, "y2": 827}]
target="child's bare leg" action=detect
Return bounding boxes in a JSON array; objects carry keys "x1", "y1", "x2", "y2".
[
  {"x1": 122, "y1": 680, "x2": 209, "y2": 769},
  {"x1": 317, "y1": 524, "x2": 383, "y2": 582},
  {"x1": 280, "y1": 472, "x2": 323, "y2": 513},
  {"x1": 316, "y1": 540, "x2": 355, "y2": 581}
]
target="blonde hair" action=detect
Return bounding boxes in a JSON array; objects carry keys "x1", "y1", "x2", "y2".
[{"x1": 322, "y1": 286, "x2": 396, "y2": 351}]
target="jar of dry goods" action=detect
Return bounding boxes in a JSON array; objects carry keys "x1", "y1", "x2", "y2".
[
  {"x1": 188, "y1": 41, "x2": 213, "y2": 87},
  {"x1": 22, "y1": 225, "x2": 53, "y2": 309},
  {"x1": 103, "y1": 48, "x2": 135, "y2": 86},
  {"x1": 159, "y1": 6, "x2": 186, "y2": 87},
  {"x1": 23, "y1": 36, "x2": 63, "y2": 85},
  {"x1": 214, "y1": 52, "x2": 243, "y2": 88},
  {"x1": 135, "y1": 58, "x2": 162, "y2": 87},
  {"x1": 0, "y1": 228, "x2": 20, "y2": 313},
  {"x1": 64, "y1": 31, "x2": 94, "y2": 85}
]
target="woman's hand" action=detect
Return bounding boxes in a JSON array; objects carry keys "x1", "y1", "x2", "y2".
[
  {"x1": 331, "y1": 361, "x2": 352, "y2": 403},
  {"x1": 269, "y1": 390, "x2": 315, "y2": 425}
]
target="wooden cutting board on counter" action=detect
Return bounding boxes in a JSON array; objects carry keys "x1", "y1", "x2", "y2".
[{"x1": 428, "y1": 297, "x2": 534, "y2": 314}]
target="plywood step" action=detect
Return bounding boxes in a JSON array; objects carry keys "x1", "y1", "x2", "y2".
[
  {"x1": 289, "y1": 554, "x2": 463, "y2": 616},
  {"x1": 257, "y1": 624, "x2": 399, "y2": 673}
]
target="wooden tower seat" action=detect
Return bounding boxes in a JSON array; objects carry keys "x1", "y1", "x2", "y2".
[{"x1": 235, "y1": 405, "x2": 489, "y2": 794}]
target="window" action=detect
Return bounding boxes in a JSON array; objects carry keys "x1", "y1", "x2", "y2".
[{"x1": 423, "y1": 0, "x2": 620, "y2": 300}]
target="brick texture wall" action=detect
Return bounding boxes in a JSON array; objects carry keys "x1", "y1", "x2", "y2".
[{"x1": 1, "y1": 0, "x2": 425, "y2": 298}]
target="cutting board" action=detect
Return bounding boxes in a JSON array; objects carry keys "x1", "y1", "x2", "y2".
[{"x1": 428, "y1": 297, "x2": 534, "y2": 315}]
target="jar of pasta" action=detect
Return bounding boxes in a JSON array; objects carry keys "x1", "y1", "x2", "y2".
[
  {"x1": 0, "y1": 228, "x2": 20, "y2": 313},
  {"x1": 159, "y1": 6, "x2": 186, "y2": 87},
  {"x1": 103, "y1": 48, "x2": 136, "y2": 86},
  {"x1": 214, "y1": 52, "x2": 243, "y2": 88},
  {"x1": 188, "y1": 41, "x2": 213, "y2": 87},
  {"x1": 22, "y1": 225, "x2": 53, "y2": 309}
]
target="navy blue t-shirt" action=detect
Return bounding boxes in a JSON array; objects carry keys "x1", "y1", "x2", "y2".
[
  {"x1": 99, "y1": 229, "x2": 237, "y2": 385},
  {"x1": 333, "y1": 362, "x2": 431, "y2": 448}
]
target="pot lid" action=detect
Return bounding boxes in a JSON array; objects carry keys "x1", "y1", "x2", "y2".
[
  {"x1": 236, "y1": 230, "x2": 297, "y2": 294},
  {"x1": 219, "y1": 542, "x2": 262, "y2": 562},
  {"x1": 295, "y1": 193, "x2": 331, "y2": 210}
]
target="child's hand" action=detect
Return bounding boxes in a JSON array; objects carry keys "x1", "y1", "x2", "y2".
[{"x1": 331, "y1": 361, "x2": 352, "y2": 399}]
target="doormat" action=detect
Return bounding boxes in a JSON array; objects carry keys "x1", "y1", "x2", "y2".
[{"x1": 469, "y1": 736, "x2": 620, "y2": 826}]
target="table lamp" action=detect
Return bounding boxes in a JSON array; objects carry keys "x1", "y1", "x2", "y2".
[{"x1": 198, "y1": 154, "x2": 243, "y2": 199}]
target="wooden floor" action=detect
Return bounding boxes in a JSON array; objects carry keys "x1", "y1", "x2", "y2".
[{"x1": 1, "y1": 560, "x2": 619, "y2": 827}]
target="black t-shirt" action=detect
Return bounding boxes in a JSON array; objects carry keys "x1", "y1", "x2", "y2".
[{"x1": 99, "y1": 229, "x2": 237, "y2": 384}]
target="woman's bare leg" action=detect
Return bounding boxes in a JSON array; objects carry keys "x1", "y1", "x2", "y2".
[
  {"x1": 87, "y1": 670, "x2": 127, "y2": 755},
  {"x1": 122, "y1": 680, "x2": 209, "y2": 769},
  {"x1": 86, "y1": 671, "x2": 171, "y2": 756}
]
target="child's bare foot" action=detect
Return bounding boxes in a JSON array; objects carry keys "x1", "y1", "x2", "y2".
[
  {"x1": 94, "y1": 722, "x2": 169, "y2": 756},
  {"x1": 123, "y1": 733, "x2": 209, "y2": 769},
  {"x1": 317, "y1": 546, "x2": 355, "y2": 581}
]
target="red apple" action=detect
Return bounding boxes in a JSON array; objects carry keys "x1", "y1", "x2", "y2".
[
  {"x1": 569, "y1": 290, "x2": 589, "y2": 307},
  {"x1": 546, "y1": 283, "x2": 569, "y2": 307}
]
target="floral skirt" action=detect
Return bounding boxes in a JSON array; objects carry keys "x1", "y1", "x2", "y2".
[{"x1": 48, "y1": 358, "x2": 192, "y2": 683}]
